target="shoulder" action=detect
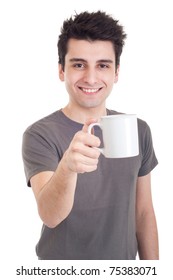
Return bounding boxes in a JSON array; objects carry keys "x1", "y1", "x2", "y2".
[
  {"x1": 25, "y1": 110, "x2": 60, "y2": 129},
  {"x1": 137, "y1": 118, "x2": 152, "y2": 142},
  {"x1": 23, "y1": 110, "x2": 64, "y2": 136}
]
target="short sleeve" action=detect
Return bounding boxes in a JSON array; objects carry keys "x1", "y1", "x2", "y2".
[
  {"x1": 22, "y1": 128, "x2": 59, "y2": 187},
  {"x1": 138, "y1": 122, "x2": 158, "y2": 177}
]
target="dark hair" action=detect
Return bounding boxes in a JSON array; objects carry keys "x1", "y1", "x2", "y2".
[{"x1": 57, "y1": 11, "x2": 127, "y2": 70}]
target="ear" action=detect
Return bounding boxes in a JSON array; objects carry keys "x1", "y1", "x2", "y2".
[
  {"x1": 114, "y1": 65, "x2": 120, "y2": 83},
  {"x1": 59, "y1": 64, "x2": 64, "y2": 81}
]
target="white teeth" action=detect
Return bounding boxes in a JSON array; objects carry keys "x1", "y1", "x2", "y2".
[{"x1": 82, "y1": 88, "x2": 99, "y2": 93}]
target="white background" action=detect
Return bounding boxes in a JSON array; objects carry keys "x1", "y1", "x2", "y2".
[{"x1": 0, "y1": 0, "x2": 172, "y2": 278}]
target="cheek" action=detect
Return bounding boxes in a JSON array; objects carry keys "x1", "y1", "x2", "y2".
[
  {"x1": 66, "y1": 70, "x2": 83, "y2": 84},
  {"x1": 105, "y1": 75, "x2": 117, "y2": 86},
  {"x1": 64, "y1": 74, "x2": 77, "y2": 92}
]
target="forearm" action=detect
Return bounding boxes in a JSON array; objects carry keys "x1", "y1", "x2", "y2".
[
  {"x1": 32, "y1": 122, "x2": 100, "y2": 228},
  {"x1": 37, "y1": 153, "x2": 77, "y2": 228},
  {"x1": 136, "y1": 210, "x2": 159, "y2": 260}
]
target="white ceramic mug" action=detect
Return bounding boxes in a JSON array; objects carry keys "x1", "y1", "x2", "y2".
[{"x1": 88, "y1": 114, "x2": 139, "y2": 158}]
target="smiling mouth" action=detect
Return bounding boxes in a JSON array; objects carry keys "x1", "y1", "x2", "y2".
[{"x1": 79, "y1": 87, "x2": 102, "y2": 94}]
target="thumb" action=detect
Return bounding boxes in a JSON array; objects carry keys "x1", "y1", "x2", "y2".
[{"x1": 82, "y1": 118, "x2": 98, "y2": 133}]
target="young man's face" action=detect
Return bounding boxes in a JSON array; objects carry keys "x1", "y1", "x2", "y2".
[{"x1": 59, "y1": 38, "x2": 119, "y2": 111}]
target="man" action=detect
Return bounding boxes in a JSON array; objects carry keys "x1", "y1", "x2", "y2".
[{"x1": 22, "y1": 11, "x2": 159, "y2": 260}]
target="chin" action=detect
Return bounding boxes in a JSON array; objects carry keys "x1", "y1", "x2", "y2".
[{"x1": 80, "y1": 102, "x2": 103, "y2": 109}]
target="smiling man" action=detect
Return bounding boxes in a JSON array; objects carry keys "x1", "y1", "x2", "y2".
[
  {"x1": 59, "y1": 39, "x2": 117, "y2": 119},
  {"x1": 22, "y1": 11, "x2": 159, "y2": 260}
]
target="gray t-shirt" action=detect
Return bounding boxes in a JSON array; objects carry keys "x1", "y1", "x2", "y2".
[{"x1": 22, "y1": 109, "x2": 158, "y2": 260}]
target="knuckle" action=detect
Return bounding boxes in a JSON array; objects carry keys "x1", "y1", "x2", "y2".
[
  {"x1": 71, "y1": 144, "x2": 80, "y2": 153},
  {"x1": 93, "y1": 165, "x2": 98, "y2": 171},
  {"x1": 92, "y1": 148, "x2": 100, "y2": 159},
  {"x1": 76, "y1": 163, "x2": 85, "y2": 173},
  {"x1": 89, "y1": 165, "x2": 98, "y2": 172},
  {"x1": 90, "y1": 135, "x2": 100, "y2": 147},
  {"x1": 70, "y1": 141, "x2": 83, "y2": 153},
  {"x1": 75, "y1": 131, "x2": 85, "y2": 141},
  {"x1": 95, "y1": 149, "x2": 101, "y2": 157}
]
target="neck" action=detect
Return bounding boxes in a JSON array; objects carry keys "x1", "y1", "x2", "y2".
[{"x1": 62, "y1": 104, "x2": 107, "y2": 124}]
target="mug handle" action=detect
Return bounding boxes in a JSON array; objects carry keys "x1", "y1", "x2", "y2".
[{"x1": 87, "y1": 123, "x2": 104, "y2": 155}]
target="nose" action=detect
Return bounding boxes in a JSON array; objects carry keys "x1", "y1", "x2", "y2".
[{"x1": 83, "y1": 67, "x2": 98, "y2": 85}]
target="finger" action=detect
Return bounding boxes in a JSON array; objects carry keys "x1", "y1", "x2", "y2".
[
  {"x1": 82, "y1": 118, "x2": 98, "y2": 133},
  {"x1": 72, "y1": 142, "x2": 101, "y2": 158},
  {"x1": 79, "y1": 154, "x2": 99, "y2": 166},
  {"x1": 75, "y1": 155, "x2": 99, "y2": 173},
  {"x1": 74, "y1": 131, "x2": 101, "y2": 149}
]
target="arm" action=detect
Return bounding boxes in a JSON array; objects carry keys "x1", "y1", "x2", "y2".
[
  {"x1": 30, "y1": 119, "x2": 100, "y2": 228},
  {"x1": 136, "y1": 173, "x2": 159, "y2": 260}
]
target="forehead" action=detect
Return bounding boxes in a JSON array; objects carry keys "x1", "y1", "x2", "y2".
[{"x1": 65, "y1": 38, "x2": 115, "y2": 62}]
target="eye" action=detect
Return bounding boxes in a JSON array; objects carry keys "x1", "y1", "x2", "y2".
[
  {"x1": 99, "y1": 63, "x2": 109, "y2": 69},
  {"x1": 73, "y1": 63, "x2": 85, "y2": 69}
]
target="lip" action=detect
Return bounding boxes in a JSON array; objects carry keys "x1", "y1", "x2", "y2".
[{"x1": 78, "y1": 87, "x2": 102, "y2": 95}]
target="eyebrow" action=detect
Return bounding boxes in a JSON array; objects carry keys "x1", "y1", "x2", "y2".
[{"x1": 69, "y1": 58, "x2": 114, "y2": 64}]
